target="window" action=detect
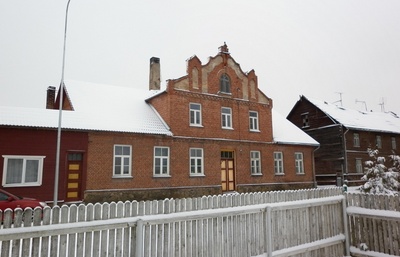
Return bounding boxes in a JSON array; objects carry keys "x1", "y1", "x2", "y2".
[
  {"x1": 2, "y1": 155, "x2": 45, "y2": 187},
  {"x1": 294, "y1": 152, "x2": 304, "y2": 174},
  {"x1": 353, "y1": 133, "x2": 360, "y2": 147},
  {"x1": 376, "y1": 135, "x2": 382, "y2": 149},
  {"x1": 113, "y1": 145, "x2": 131, "y2": 177},
  {"x1": 189, "y1": 103, "x2": 202, "y2": 126},
  {"x1": 219, "y1": 73, "x2": 231, "y2": 93},
  {"x1": 274, "y1": 152, "x2": 284, "y2": 174},
  {"x1": 221, "y1": 151, "x2": 233, "y2": 159},
  {"x1": 190, "y1": 148, "x2": 204, "y2": 176},
  {"x1": 392, "y1": 137, "x2": 397, "y2": 150},
  {"x1": 301, "y1": 113, "x2": 309, "y2": 128},
  {"x1": 249, "y1": 111, "x2": 259, "y2": 131},
  {"x1": 154, "y1": 147, "x2": 170, "y2": 176},
  {"x1": 356, "y1": 158, "x2": 363, "y2": 173},
  {"x1": 221, "y1": 107, "x2": 232, "y2": 129},
  {"x1": 250, "y1": 151, "x2": 261, "y2": 175}
]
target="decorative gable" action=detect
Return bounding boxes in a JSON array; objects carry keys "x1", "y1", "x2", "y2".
[{"x1": 167, "y1": 43, "x2": 271, "y2": 106}]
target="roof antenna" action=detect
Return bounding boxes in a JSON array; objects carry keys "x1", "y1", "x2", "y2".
[
  {"x1": 355, "y1": 99, "x2": 368, "y2": 111},
  {"x1": 378, "y1": 97, "x2": 386, "y2": 112},
  {"x1": 332, "y1": 92, "x2": 343, "y2": 107}
]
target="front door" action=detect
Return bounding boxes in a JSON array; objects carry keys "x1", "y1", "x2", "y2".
[
  {"x1": 221, "y1": 151, "x2": 235, "y2": 192},
  {"x1": 66, "y1": 153, "x2": 83, "y2": 202}
]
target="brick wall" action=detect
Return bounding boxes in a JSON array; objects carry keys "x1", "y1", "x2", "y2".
[{"x1": 85, "y1": 131, "x2": 315, "y2": 203}]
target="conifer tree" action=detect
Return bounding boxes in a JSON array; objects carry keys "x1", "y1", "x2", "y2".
[{"x1": 360, "y1": 148, "x2": 400, "y2": 195}]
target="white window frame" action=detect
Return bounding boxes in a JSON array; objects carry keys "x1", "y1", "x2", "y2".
[
  {"x1": 189, "y1": 103, "x2": 202, "y2": 127},
  {"x1": 274, "y1": 152, "x2": 284, "y2": 175},
  {"x1": 353, "y1": 133, "x2": 360, "y2": 147},
  {"x1": 376, "y1": 135, "x2": 382, "y2": 149},
  {"x1": 190, "y1": 148, "x2": 204, "y2": 176},
  {"x1": 221, "y1": 107, "x2": 232, "y2": 129},
  {"x1": 113, "y1": 145, "x2": 132, "y2": 178},
  {"x1": 249, "y1": 111, "x2": 259, "y2": 132},
  {"x1": 391, "y1": 137, "x2": 397, "y2": 150},
  {"x1": 2, "y1": 155, "x2": 45, "y2": 187},
  {"x1": 294, "y1": 152, "x2": 304, "y2": 174},
  {"x1": 250, "y1": 151, "x2": 261, "y2": 175},
  {"x1": 356, "y1": 158, "x2": 363, "y2": 174},
  {"x1": 154, "y1": 147, "x2": 170, "y2": 177}
]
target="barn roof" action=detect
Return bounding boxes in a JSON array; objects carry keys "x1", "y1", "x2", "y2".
[{"x1": 304, "y1": 96, "x2": 400, "y2": 134}]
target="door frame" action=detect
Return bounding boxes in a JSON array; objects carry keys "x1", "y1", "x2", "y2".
[{"x1": 220, "y1": 150, "x2": 236, "y2": 192}]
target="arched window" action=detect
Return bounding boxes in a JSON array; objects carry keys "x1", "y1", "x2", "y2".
[{"x1": 219, "y1": 73, "x2": 231, "y2": 93}]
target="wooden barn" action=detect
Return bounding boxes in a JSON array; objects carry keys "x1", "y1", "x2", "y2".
[{"x1": 287, "y1": 95, "x2": 400, "y2": 186}]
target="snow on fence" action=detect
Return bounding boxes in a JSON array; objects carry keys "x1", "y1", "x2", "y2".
[
  {"x1": 0, "y1": 188, "x2": 346, "y2": 257},
  {"x1": 346, "y1": 193, "x2": 400, "y2": 257}
]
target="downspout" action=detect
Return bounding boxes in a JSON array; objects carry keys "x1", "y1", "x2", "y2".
[
  {"x1": 342, "y1": 126, "x2": 350, "y2": 185},
  {"x1": 312, "y1": 145, "x2": 320, "y2": 187}
]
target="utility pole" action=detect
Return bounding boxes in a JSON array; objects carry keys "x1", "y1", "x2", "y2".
[{"x1": 54, "y1": 0, "x2": 71, "y2": 206}]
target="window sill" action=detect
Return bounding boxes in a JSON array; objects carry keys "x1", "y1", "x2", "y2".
[
  {"x1": 190, "y1": 124, "x2": 204, "y2": 128},
  {"x1": 250, "y1": 129, "x2": 260, "y2": 133},
  {"x1": 251, "y1": 173, "x2": 263, "y2": 176},
  {"x1": 153, "y1": 175, "x2": 171, "y2": 178},
  {"x1": 3, "y1": 183, "x2": 42, "y2": 187},
  {"x1": 296, "y1": 173, "x2": 305, "y2": 175},
  {"x1": 222, "y1": 127, "x2": 234, "y2": 130},
  {"x1": 190, "y1": 174, "x2": 205, "y2": 177},
  {"x1": 112, "y1": 176, "x2": 133, "y2": 179},
  {"x1": 275, "y1": 173, "x2": 285, "y2": 176}
]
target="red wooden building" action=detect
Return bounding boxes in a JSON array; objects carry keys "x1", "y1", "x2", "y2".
[{"x1": 0, "y1": 107, "x2": 88, "y2": 204}]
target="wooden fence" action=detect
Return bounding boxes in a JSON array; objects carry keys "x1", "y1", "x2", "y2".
[
  {"x1": 346, "y1": 192, "x2": 400, "y2": 257},
  {"x1": 0, "y1": 188, "x2": 345, "y2": 257}
]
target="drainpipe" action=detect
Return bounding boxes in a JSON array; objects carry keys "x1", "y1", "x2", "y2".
[
  {"x1": 312, "y1": 145, "x2": 320, "y2": 187},
  {"x1": 342, "y1": 127, "x2": 350, "y2": 185}
]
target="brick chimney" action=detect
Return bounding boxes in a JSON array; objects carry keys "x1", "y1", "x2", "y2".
[
  {"x1": 149, "y1": 57, "x2": 160, "y2": 90},
  {"x1": 46, "y1": 86, "x2": 56, "y2": 109}
]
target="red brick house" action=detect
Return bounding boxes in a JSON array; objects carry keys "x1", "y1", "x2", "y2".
[
  {"x1": 77, "y1": 44, "x2": 319, "y2": 202},
  {"x1": 287, "y1": 95, "x2": 400, "y2": 186},
  {"x1": 1, "y1": 44, "x2": 319, "y2": 203}
]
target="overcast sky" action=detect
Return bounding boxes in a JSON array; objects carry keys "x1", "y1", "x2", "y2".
[{"x1": 1, "y1": 0, "x2": 399, "y2": 116}]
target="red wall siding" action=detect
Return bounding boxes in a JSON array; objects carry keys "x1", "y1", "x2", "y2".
[{"x1": 0, "y1": 127, "x2": 88, "y2": 202}]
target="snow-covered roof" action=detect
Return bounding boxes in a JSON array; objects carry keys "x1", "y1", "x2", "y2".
[
  {"x1": 0, "y1": 80, "x2": 318, "y2": 146},
  {"x1": 272, "y1": 109, "x2": 319, "y2": 146},
  {"x1": 0, "y1": 81, "x2": 172, "y2": 135},
  {"x1": 305, "y1": 96, "x2": 400, "y2": 134}
]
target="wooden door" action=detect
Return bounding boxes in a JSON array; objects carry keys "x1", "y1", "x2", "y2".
[
  {"x1": 221, "y1": 154, "x2": 235, "y2": 192},
  {"x1": 66, "y1": 153, "x2": 83, "y2": 202}
]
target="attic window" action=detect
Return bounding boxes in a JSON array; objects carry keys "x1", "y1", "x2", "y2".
[
  {"x1": 220, "y1": 73, "x2": 231, "y2": 93},
  {"x1": 301, "y1": 113, "x2": 309, "y2": 128}
]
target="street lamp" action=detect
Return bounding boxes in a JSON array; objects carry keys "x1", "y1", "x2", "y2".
[{"x1": 54, "y1": 0, "x2": 71, "y2": 206}]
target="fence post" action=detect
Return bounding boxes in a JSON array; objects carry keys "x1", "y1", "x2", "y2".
[
  {"x1": 342, "y1": 195, "x2": 350, "y2": 256},
  {"x1": 266, "y1": 206, "x2": 273, "y2": 257},
  {"x1": 135, "y1": 219, "x2": 144, "y2": 257}
]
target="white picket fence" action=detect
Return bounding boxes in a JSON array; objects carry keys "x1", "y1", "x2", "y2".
[
  {"x1": 0, "y1": 188, "x2": 348, "y2": 257},
  {"x1": 346, "y1": 193, "x2": 400, "y2": 257}
]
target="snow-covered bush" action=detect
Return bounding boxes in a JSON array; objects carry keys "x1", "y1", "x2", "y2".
[{"x1": 360, "y1": 148, "x2": 400, "y2": 195}]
